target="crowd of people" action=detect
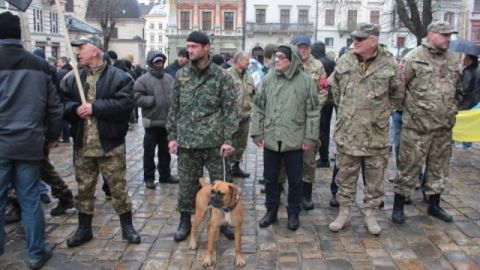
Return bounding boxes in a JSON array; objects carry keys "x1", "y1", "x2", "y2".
[{"x1": 0, "y1": 8, "x2": 477, "y2": 269}]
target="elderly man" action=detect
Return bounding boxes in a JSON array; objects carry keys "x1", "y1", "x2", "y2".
[
  {"x1": 328, "y1": 23, "x2": 402, "y2": 235},
  {"x1": 392, "y1": 22, "x2": 462, "y2": 224},
  {"x1": 63, "y1": 36, "x2": 141, "y2": 247},
  {"x1": 251, "y1": 44, "x2": 320, "y2": 231}
]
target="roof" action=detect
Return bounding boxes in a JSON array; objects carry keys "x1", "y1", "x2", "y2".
[
  {"x1": 86, "y1": 0, "x2": 141, "y2": 19},
  {"x1": 66, "y1": 16, "x2": 102, "y2": 34},
  {"x1": 139, "y1": 3, "x2": 154, "y2": 17},
  {"x1": 148, "y1": 5, "x2": 168, "y2": 16}
]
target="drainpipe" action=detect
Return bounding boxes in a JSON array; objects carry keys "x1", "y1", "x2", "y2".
[
  {"x1": 243, "y1": 0, "x2": 246, "y2": 50},
  {"x1": 314, "y1": 0, "x2": 318, "y2": 41}
]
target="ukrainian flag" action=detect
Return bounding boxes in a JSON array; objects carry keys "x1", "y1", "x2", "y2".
[{"x1": 453, "y1": 107, "x2": 480, "y2": 142}]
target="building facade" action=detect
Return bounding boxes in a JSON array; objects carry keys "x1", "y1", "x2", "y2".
[
  {"x1": 145, "y1": 4, "x2": 170, "y2": 54},
  {"x1": 166, "y1": 0, "x2": 245, "y2": 64},
  {"x1": 466, "y1": 0, "x2": 480, "y2": 43}
]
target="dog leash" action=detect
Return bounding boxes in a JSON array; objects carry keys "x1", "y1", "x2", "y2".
[{"x1": 222, "y1": 155, "x2": 227, "y2": 182}]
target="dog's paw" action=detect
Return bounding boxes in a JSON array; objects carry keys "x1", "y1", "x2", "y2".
[
  {"x1": 202, "y1": 257, "x2": 214, "y2": 267},
  {"x1": 188, "y1": 240, "x2": 197, "y2": 250},
  {"x1": 235, "y1": 255, "x2": 246, "y2": 267}
]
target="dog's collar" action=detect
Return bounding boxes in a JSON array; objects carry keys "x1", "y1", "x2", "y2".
[{"x1": 223, "y1": 186, "x2": 240, "y2": 212}]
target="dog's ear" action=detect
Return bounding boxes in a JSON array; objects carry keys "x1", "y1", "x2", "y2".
[{"x1": 228, "y1": 184, "x2": 240, "y2": 195}]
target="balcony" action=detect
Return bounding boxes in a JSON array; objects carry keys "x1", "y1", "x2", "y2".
[{"x1": 246, "y1": 23, "x2": 314, "y2": 36}]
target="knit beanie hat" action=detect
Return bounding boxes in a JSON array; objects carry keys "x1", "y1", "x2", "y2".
[
  {"x1": 186, "y1": 31, "x2": 210, "y2": 45},
  {"x1": 276, "y1": 46, "x2": 292, "y2": 61},
  {"x1": 0, "y1": 12, "x2": 21, "y2": 40}
]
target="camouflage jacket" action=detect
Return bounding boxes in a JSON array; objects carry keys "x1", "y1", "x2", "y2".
[
  {"x1": 250, "y1": 44, "x2": 320, "y2": 152},
  {"x1": 328, "y1": 45, "x2": 401, "y2": 156},
  {"x1": 302, "y1": 55, "x2": 328, "y2": 107},
  {"x1": 166, "y1": 59, "x2": 238, "y2": 149},
  {"x1": 401, "y1": 38, "x2": 462, "y2": 133},
  {"x1": 227, "y1": 67, "x2": 255, "y2": 121}
]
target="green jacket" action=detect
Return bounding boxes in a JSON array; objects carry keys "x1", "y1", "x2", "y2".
[
  {"x1": 328, "y1": 45, "x2": 401, "y2": 156},
  {"x1": 227, "y1": 67, "x2": 255, "y2": 121},
  {"x1": 166, "y1": 58, "x2": 238, "y2": 149},
  {"x1": 250, "y1": 44, "x2": 320, "y2": 152}
]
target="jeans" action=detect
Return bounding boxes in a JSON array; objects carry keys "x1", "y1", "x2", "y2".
[
  {"x1": 39, "y1": 180, "x2": 48, "y2": 195},
  {"x1": 0, "y1": 159, "x2": 45, "y2": 263}
]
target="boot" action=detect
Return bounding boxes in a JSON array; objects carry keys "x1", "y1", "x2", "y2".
[
  {"x1": 67, "y1": 213, "x2": 93, "y2": 247},
  {"x1": 119, "y1": 212, "x2": 141, "y2": 244},
  {"x1": 428, "y1": 194, "x2": 452, "y2": 222},
  {"x1": 364, "y1": 209, "x2": 381, "y2": 235},
  {"x1": 392, "y1": 193, "x2": 406, "y2": 224},
  {"x1": 302, "y1": 182, "x2": 314, "y2": 210},
  {"x1": 5, "y1": 198, "x2": 21, "y2": 224},
  {"x1": 159, "y1": 175, "x2": 179, "y2": 184},
  {"x1": 329, "y1": 207, "x2": 351, "y2": 232},
  {"x1": 259, "y1": 208, "x2": 278, "y2": 228},
  {"x1": 174, "y1": 212, "x2": 191, "y2": 242},
  {"x1": 220, "y1": 225, "x2": 235, "y2": 240},
  {"x1": 287, "y1": 212, "x2": 300, "y2": 231},
  {"x1": 329, "y1": 194, "x2": 339, "y2": 208},
  {"x1": 232, "y1": 162, "x2": 250, "y2": 178},
  {"x1": 50, "y1": 190, "x2": 74, "y2": 216}
]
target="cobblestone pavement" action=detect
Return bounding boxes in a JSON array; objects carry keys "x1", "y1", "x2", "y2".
[{"x1": 1, "y1": 123, "x2": 480, "y2": 270}]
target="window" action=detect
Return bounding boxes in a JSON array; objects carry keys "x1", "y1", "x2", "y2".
[
  {"x1": 33, "y1": 9, "x2": 44, "y2": 32},
  {"x1": 50, "y1": 12, "x2": 58, "y2": 33},
  {"x1": 396, "y1": 36, "x2": 405, "y2": 48},
  {"x1": 280, "y1": 9, "x2": 290, "y2": 30},
  {"x1": 325, "y1": 9, "x2": 335, "y2": 26},
  {"x1": 224, "y1": 11, "x2": 234, "y2": 30},
  {"x1": 370, "y1": 10, "x2": 380, "y2": 25},
  {"x1": 149, "y1": 23, "x2": 155, "y2": 29},
  {"x1": 159, "y1": 23, "x2": 162, "y2": 30},
  {"x1": 472, "y1": 22, "x2": 480, "y2": 42},
  {"x1": 65, "y1": 0, "x2": 74, "y2": 12},
  {"x1": 180, "y1": 11, "x2": 190, "y2": 30},
  {"x1": 475, "y1": 0, "x2": 480, "y2": 12},
  {"x1": 298, "y1": 10, "x2": 308, "y2": 24},
  {"x1": 202, "y1": 11, "x2": 212, "y2": 31},
  {"x1": 150, "y1": 34, "x2": 154, "y2": 42},
  {"x1": 256, "y1": 9, "x2": 266, "y2": 24},
  {"x1": 325, "y1": 37, "x2": 334, "y2": 47},
  {"x1": 444, "y1": 12, "x2": 455, "y2": 28},
  {"x1": 158, "y1": 34, "x2": 162, "y2": 42},
  {"x1": 347, "y1": 10, "x2": 357, "y2": 30}
]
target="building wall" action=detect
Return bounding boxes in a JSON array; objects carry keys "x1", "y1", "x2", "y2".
[{"x1": 145, "y1": 4, "x2": 170, "y2": 55}]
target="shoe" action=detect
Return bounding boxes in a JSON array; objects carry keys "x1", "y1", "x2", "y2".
[
  {"x1": 220, "y1": 225, "x2": 235, "y2": 240},
  {"x1": 427, "y1": 194, "x2": 452, "y2": 222},
  {"x1": 145, "y1": 181, "x2": 156, "y2": 189},
  {"x1": 364, "y1": 209, "x2": 381, "y2": 235},
  {"x1": 259, "y1": 209, "x2": 278, "y2": 228},
  {"x1": 232, "y1": 162, "x2": 250, "y2": 178},
  {"x1": 329, "y1": 194, "x2": 339, "y2": 208},
  {"x1": 119, "y1": 212, "x2": 141, "y2": 244},
  {"x1": 404, "y1": 196, "x2": 412, "y2": 205},
  {"x1": 287, "y1": 213, "x2": 300, "y2": 231},
  {"x1": 302, "y1": 182, "x2": 314, "y2": 210},
  {"x1": 28, "y1": 243, "x2": 55, "y2": 269},
  {"x1": 40, "y1": 193, "x2": 51, "y2": 204},
  {"x1": 174, "y1": 212, "x2": 191, "y2": 242},
  {"x1": 258, "y1": 178, "x2": 265, "y2": 185},
  {"x1": 159, "y1": 175, "x2": 179, "y2": 184},
  {"x1": 378, "y1": 200, "x2": 385, "y2": 209},
  {"x1": 315, "y1": 159, "x2": 330, "y2": 168},
  {"x1": 329, "y1": 207, "x2": 351, "y2": 232},
  {"x1": 392, "y1": 193, "x2": 405, "y2": 224},
  {"x1": 67, "y1": 213, "x2": 93, "y2": 247},
  {"x1": 5, "y1": 199, "x2": 21, "y2": 224},
  {"x1": 102, "y1": 182, "x2": 112, "y2": 199},
  {"x1": 50, "y1": 190, "x2": 74, "y2": 216}
]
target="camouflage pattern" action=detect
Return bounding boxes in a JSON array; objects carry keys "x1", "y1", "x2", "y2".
[
  {"x1": 176, "y1": 147, "x2": 231, "y2": 213},
  {"x1": 328, "y1": 45, "x2": 402, "y2": 156},
  {"x1": 232, "y1": 119, "x2": 250, "y2": 163},
  {"x1": 166, "y1": 59, "x2": 239, "y2": 148},
  {"x1": 427, "y1": 21, "x2": 458, "y2": 34},
  {"x1": 394, "y1": 38, "x2": 461, "y2": 197},
  {"x1": 74, "y1": 145, "x2": 132, "y2": 215},
  {"x1": 351, "y1": 23, "x2": 380, "y2": 38},
  {"x1": 227, "y1": 67, "x2": 255, "y2": 121},
  {"x1": 336, "y1": 152, "x2": 388, "y2": 208},
  {"x1": 394, "y1": 129, "x2": 451, "y2": 196},
  {"x1": 41, "y1": 142, "x2": 70, "y2": 200}
]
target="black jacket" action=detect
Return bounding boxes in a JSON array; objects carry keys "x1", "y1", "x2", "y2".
[
  {"x1": 459, "y1": 64, "x2": 478, "y2": 110},
  {"x1": 57, "y1": 63, "x2": 73, "y2": 82},
  {"x1": 63, "y1": 64, "x2": 134, "y2": 152},
  {"x1": 165, "y1": 60, "x2": 184, "y2": 78}
]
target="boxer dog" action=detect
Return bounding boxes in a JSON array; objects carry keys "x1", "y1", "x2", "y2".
[{"x1": 188, "y1": 177, "x2": 245, "y2": 267}]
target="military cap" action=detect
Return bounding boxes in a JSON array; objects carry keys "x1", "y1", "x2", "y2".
[
  {"x1": 71, "y1": 35, "x2": 103, "y2": 51},
  {"x1": 351, "y1": 23, "x2": 380, "y2": 38},
  {"x1": 264, "y1": 44, "x2": 277, "y2": 59},
  {"x1": 292, "y1": 35, "x2": 311, "y2": 46},
  {"x1": 427, "y1": 21, "x2": 458, "y2": 34}
]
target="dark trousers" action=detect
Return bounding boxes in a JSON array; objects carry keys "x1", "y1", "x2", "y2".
[
  {"x1": 331, "y1": 161, "x2": 366, "y2": 195},
  {"x1": 41, "y1": 143, "x2": 70, "y2": 200},
  {"x1": 319, "y1": 102, "x2": 334, "y2": 161},
  {"x1": 143, "y1": 127, "x2": 171, "y2": 182},
  {"x1": 264, "y1": 148, "x2": 303, "y2": 214}
]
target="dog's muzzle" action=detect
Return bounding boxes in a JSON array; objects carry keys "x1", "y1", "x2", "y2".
[{"x1": 209, "y1": 190, "x2": 224, "y2": 209}]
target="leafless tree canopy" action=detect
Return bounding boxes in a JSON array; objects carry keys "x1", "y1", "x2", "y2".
[{"x1": 88, "y1": 0, "x2": 123, "y2": 51}]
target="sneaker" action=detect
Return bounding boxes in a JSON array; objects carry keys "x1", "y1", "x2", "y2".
[{"x1": 40, "y1": 193, "x2": 52, "y2": 204}]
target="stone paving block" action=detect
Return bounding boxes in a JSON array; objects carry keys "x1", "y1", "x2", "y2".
[
  {"x1": 423, "y1": 258, "x2": 454, "y2": 270},
  {"x1": 326, "y1": 258, "x2": 354, "y2": 270},
  {"x1": 114, "y1": 260, "x2": 143, "y2": 270},
  {"x1": 142, "y1": 259, "x2": 169, "y2": 270},
  {"x1": 456, "y1": 221, "x2": 480, "y2": 238},
  {"x1": 394, "y1": 259, "x2": 425, "y2": 270}
]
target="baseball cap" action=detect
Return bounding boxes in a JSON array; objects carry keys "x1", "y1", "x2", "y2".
[
  {"x1": 292, "y1": 35, "x2": 311, "y2": 46},
  {"x1": 427, "y1": 21, "x2": 458, "y2": 34},
  {"x1": 351, "y1": 23, "x2": 380, "y2": 38},
  {"x1": 71, "y1": 35, "x2": 104, "y2": 51}
]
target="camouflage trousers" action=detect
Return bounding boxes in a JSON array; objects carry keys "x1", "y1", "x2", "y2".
[
  {"x1": 394, "y1": 128, "x2": 451, "y2": 197},
  {"x1": 336, "y1": 151, "x2": 388, "y2": 208},
  {"x1": 41, "y1": 143, "x2": 71, "y2": 200},
  {"x1": 177, "y1": 147, "x2": 231, "y2": 214},
  {"x1": 74, "y1": 150, "x2": 132, "y2": 215},
  {"x1": 278, "y1": 147, "x2": 317, "y2": 184},
  {"x1": 232, "y1": 118, "x2": 250, "y2": 163}
]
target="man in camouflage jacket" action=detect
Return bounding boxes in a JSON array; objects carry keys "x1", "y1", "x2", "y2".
[{"x1": 392, "y1": 22, "x2": 462, "y2": 224}]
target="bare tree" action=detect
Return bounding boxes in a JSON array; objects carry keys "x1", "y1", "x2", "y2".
[
  {"x1": 87, "y1": 0, "x2": 123, "y2": 51},
  {"x1": 395, "y1": 0, "x2": 433, "y2": 46}
]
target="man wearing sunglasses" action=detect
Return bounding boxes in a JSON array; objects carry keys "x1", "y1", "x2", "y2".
[{"x1": 328, "y1": 23, "x2": 402, "y2": 235}]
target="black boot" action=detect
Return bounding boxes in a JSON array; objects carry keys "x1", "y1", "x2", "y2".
[
  {"x1": 302, "y1": 182, "x2": 314, "y2": 210},
  {"x1": 232, "y1": 162, "x2": 250, "y2": 178},
  {"x1": 392, "y1": 193, "x2": 406, "y2": 224},
  {"x1": 51, "y1": 190, "x2": 74, "y2": 216},
  {"x1": 259, "y1": 208, "x2": 278, "y2": 228},
  {"x1": 329, "y1": 194, "x2": 339, "y2": 208},
  {"x1": 120, "y1": 212, "x2": 141, "y2": 244},
  {"x1": 67, "y1": 213, "x2": 93, "y2": 247},
  {"x1": 220, "y1": 224, "x2": 235, "y2": 240},
  {"x1": 174, "y1": 212, "x2": 191, "y2": 242},
  {"x1": 287, "y1": 212, "x2": 300, "y2": 231},
  {"x1": 159, "y1": 175, "x2": 179, "y2": 184},
  {"x1": 428, "y1": 194, "x2": 452, "y2": 222}
]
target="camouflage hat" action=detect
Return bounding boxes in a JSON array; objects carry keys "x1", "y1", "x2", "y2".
[
  {"x1": 427, "y1": 21, "x2": 458, "y2": 34},
  {"x1": 351, "y1": 23, "x2": 380, "y2": 38},
  {"x1": 264, "y1": 44, "x2": 277, "y2": 59},
  {"x1": 71, "y1": 35, "x2": 103, "y2": 51}
]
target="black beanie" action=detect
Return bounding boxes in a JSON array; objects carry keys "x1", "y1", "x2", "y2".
[
  {"x1": 177, "y1": 47, "x2": 187, "y2": 56},
  {"x1": 186, "y1": 31, "x2": 210, "y2": 45},
  {"x1": 0, "y1": 12, "x2": 21, "y2": 40},
  {"x1": 276, "y1": 46, "x2": 292, "y2": 61}
]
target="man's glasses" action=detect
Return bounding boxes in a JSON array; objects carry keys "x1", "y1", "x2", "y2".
[{"x1": 275, "y1": 54, "x2": 288, "y2": 60}]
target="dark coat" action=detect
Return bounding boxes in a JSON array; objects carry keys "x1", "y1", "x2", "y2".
[
  {"x1": 165, "y1": 60, "x2": 184, "y2": 78},
  {"x1": 459, "y1": 64, "x2": 478, "y2": 110}
]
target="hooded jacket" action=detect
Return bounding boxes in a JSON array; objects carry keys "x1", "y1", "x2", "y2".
[
  {"x1": 165, "y1": 59, "x2": 185, "y2": 78},
  {"x1": 134, "y1": 50, "x2": 174, "y2": 128},
  {"x1": 250, "y1": 44, "x2": 320, "y2": 152}
]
